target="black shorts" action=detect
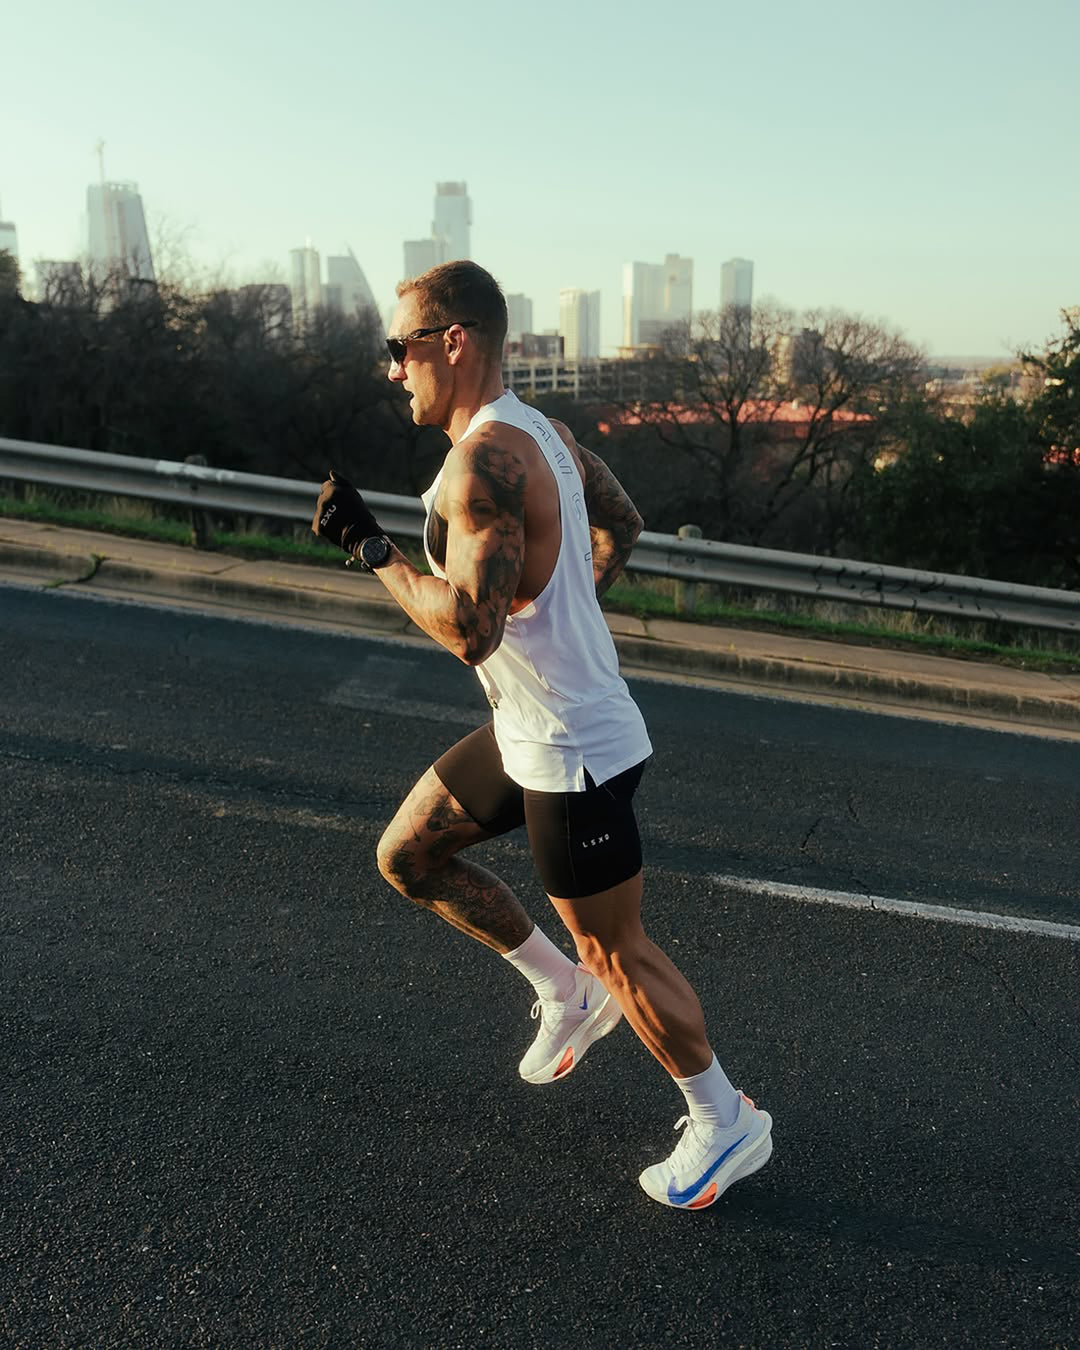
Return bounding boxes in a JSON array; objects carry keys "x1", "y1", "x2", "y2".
[{"x1": 433, "y1": 723, "x2": 647, "y2": 900}]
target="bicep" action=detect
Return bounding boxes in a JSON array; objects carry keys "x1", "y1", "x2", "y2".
[{"x1": 442, "y1": 464, "x2": 526, "y2": 628}]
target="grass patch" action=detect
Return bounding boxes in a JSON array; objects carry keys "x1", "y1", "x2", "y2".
[
  {"x1": 3, "y1": 491, "x2": 1078, "y2": 674},
  {"x1": 1, "y1": 495, "x2": 196, "y2": 546},
  {"x1": 607, "y1": 578, "x2": 1080, "y2": 673}
]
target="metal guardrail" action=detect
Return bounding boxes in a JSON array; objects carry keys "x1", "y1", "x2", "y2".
[
  {"x1": 3, "y1": 435, "x2": 1080, "y2": 636},
  {"x1": 0, "y1": 436, "x2": 425, "y2": 540}
]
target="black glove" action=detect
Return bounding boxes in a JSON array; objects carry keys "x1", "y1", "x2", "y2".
[{"x1": 312, "y1": 471, "x2": 383, "y2": 558}]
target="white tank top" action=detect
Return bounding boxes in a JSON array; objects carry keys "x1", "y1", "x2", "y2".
[{"x1": 421, "y1": 390, "x2": 652, "y2": 792}]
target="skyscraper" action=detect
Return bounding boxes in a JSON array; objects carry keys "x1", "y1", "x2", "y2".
[
  {"x1": 506, "y1": 293, "x2": 533, "y2": 343},
  {"x1": 324, "y1": 247, "x2": 379, "y2": 323},
  {"x1": 433, "y1": 181, "x2": 471, "y2": 261},
  {"x1": 289, "y1": 244, "x2": 322, "y2": 333},
  {"x1": 403, "y1": 237, "x2": 442, "y2": 278},
  {"x1": 721, "y1": 258, "x2": 754, "y2": 311},
  {"x1": 87, "y1": 182, "x2": 155, "y2": 282},
  {"x1": 35, "y1": 260, "x2": 83, "y2": 302},
  {"x1": 559, "y1": 288, "x2": 601, "y2": 360},
  {"x1": 402, "y1": 181, "x2": 473, "y2": 279},
  {"x1": 622, "y1": 254, "x2": 693, "y2": 348}
]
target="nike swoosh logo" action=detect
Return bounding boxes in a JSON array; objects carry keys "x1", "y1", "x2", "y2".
[
  {"x1": 667, "y1": 1133, "x2": 748, "y2": 1205},
  {"x1": 580, "y1": 993, "x2": 588, "y2": 1010}
]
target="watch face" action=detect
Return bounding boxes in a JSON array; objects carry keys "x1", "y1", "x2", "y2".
[{"x1": 361, "y1": 535, "x2": 391, "y2": 568}]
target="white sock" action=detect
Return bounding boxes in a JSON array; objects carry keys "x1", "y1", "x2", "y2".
[
  {"x1": 502, "y1": 925, "x2": 578, "y2": 1003},
  {"x1": 674, "y1": 1053, "x2": 741, "y2": 1128}
]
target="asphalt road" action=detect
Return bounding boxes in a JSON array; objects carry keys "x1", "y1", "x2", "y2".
[{"x1": 2, "y1": 587, "x2": 1078, "y2": 1348}]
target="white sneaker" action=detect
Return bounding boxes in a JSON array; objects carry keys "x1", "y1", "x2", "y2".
[
  {"x1": 518, "y1": 966, "x2": 622, "y2": 1084},
  {"x1": 639, "y1": 1092, "x2": 773, "y2": 1210}
]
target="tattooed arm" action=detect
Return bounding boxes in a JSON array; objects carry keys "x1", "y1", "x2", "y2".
[
  {"x1": 371, "y1": 434, "x2": 526, "y2": 666},
  {"x1": 551, "y1": 421, "x2": 643, "y2": 598}
]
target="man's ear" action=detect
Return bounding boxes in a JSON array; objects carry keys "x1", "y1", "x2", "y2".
[{"x1": 445, "y1": 323, "x2": 469, "y2": 366}]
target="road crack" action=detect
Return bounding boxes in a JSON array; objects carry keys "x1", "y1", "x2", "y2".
[
  {"x1": 43, "y1": 552, "x2": 105, "y2": 590},
  {"x1": 963, "y1": 944, "x2": 1080, "y2": 1072}
]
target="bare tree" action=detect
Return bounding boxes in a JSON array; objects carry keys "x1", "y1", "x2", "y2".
[
  {"x1": 599, "y1": 303, "x2": 924, "y2": 551},
  {"x1": 603, "y1": 301, "x2": 791, "y2": 540},
  {"x1": 755, "y1": 310, "x2": 925, "y2": 546}
]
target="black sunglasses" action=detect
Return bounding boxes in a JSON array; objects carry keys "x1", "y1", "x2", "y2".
[{"x1": 386, "y1": 320, "x2": 478, "y2": 365}]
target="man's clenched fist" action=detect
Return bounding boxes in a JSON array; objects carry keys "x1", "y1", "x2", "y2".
[{"x1": 312, "y1": 471, "x2": 383, "y2": 557}]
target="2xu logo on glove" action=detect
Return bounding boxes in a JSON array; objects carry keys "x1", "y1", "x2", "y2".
[{"x1": 311, "y1": 472, "x2": 384, "y2": 558}]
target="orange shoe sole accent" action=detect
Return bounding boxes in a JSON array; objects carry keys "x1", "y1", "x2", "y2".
[
  {"x1": 686, "y1": 1182, "x2": 718, "y2": 1210},
  {"x1": 553, "y1": 1047, "x2": 575, "y2": 1078}
]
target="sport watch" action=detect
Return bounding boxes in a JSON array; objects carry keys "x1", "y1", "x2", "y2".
[{"x1": 357, "y1": 534, "x2": 393, "y2": 572}]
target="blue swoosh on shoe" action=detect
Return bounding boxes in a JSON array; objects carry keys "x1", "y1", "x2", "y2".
[{"x1": 667, "y1": 1133, "x2": 749, "y2": 1205}]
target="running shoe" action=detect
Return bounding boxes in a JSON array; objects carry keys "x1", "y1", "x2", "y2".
[
  {"x1": 639, "y1": 1092, "x2": 773, "y2": 1210},
  {"x1": 518, "y1": 966, "x2": 622, "y2": 1084}
]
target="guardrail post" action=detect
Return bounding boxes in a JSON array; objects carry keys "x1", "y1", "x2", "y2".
[
  {"x1": 183, "y1": 454, "x2": 213, "y2": 548},
  {"x1": 674, "y1": 524, "x2": 703, "y2": 616}
]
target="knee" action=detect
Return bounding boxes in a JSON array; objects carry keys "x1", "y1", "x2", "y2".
[{"x1": 376, "y1": 827, "x2": 421, "y2": 895}]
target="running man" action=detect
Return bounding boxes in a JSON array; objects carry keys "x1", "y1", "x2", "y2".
[{"x1": 312, "y1": 260, "x2": 772, "y2": 1209}]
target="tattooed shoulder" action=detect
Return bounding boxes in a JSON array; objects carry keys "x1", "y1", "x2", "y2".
[{"x1": 448, "y1": 432, "x2": 527, "y2": 519}]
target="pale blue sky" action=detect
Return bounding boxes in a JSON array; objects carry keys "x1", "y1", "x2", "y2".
[{"x1": 7, "y1": 0, "x2": 1077, "y2": 357}]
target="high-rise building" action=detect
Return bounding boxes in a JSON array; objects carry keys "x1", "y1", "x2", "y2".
[
  {"x1": 433, "y1": 181, "x2": 471, "y2": 261},
  {"x1": 289, "y1": 244, "x2": 322, "y2": 333},
  {"x1": 559, "y1": 288, "x2": 601, "y2": 360},
  {"x1": 35, "y1": 260, "x2": 83, "y2": 302},
  {"x1": 403, "y1": 237, "x2": 442, "y2": 278},
  {"x1": 721, "y1": 257, "x2": 754, "y2": 311},
  {"x1": 509, "y1": 333, "x2": 563, "y2": 359},
  {"x1": 622, "y1": 254, "x2": 693, "y2": 349},
  {"x1": 87, "y1": 182, "x2": 154, "y2": 282},
  {"x1": 773, "y1": 327, "x2": 822, "y2": 386},
  {"x1": 324, "y1": 247, "x2": 379, "y2": 323},
  {"x1": 506, "y1": 293, "x2": 533, "y2": 344},
  {"x1": 402, "y1": 181, "x2": 473, "y2": 279}
]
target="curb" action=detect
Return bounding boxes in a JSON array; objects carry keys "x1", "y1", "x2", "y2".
[
  {"x1": 4, "y1": 534, "x2": 1080, "y2": 734},
  {"x1": 0, "y1": 538, "x2": 418, "y2": 636},
  {"x1": 611, "y1": 635, "x2": 1080, "y2": 731},
  {"x1": 92, "y1": 556, "x2": 418, "y2": 636}
]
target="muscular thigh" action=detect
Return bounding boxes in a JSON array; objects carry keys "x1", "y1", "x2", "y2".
[
  {"x1": 381, "y1": 765, "x2": 491, "y2": 878},
  {"x1": 381, "y1": 724, "x2": 526, "y2": 873},
  {"x1": 432, "y1": 722, "x2": 526, "y2": 837}
]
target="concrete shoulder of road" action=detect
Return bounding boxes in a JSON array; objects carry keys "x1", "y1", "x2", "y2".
[{"x1": 4, "y1": 515, "x2": 1079, "y2": 735}]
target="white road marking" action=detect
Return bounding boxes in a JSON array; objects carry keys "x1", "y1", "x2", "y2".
[
  {"x1": 709, "y1": 874, "x2": 1080, "y2": 943},
  {"x1": 326, "y1": 676, "x2": 482, "y2": 726}
]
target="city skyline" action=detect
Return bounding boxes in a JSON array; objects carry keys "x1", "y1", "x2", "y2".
[{"x1": 4, "y1": 0, "x2": 1076, "y2": 359}]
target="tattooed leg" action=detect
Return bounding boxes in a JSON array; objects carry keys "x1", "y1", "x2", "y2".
[{"x1": 376, "y1": 766, "x2": 533, "y2": 953}]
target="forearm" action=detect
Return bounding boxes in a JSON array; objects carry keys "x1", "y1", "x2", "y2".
[
  {"x1": 371, "y1": 546, "x2": 497, "y2": 665},
  {"x1": 591, "y1": 523, "x2": 640, "y2": 598}
]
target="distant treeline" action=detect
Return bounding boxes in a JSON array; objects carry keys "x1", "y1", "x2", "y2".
[
  {"x1": 0, "y1": 269, "x2": 449, "y2": 497},
  {"x1": 1, "y1": 260, "x2": 1077, "y2": 589}
]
